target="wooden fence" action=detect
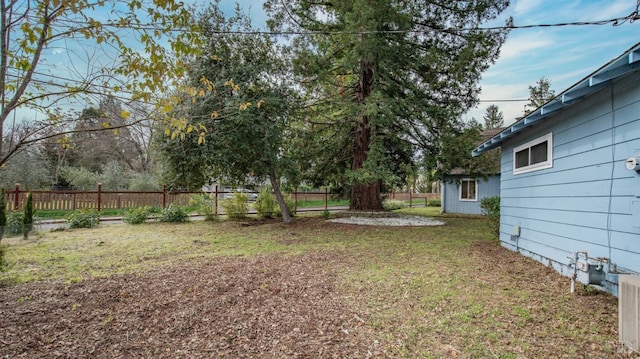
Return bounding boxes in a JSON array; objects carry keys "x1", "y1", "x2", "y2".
[{"x1": 3, "y1": 183, "x2": 439, "y2": 212}]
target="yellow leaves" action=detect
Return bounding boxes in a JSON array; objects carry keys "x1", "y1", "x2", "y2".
[
  {"x1": 120, "y1": 110, "x2": 131, "y2": 119},
  {"x1": 160, "y1": 99, "x2": 174, "y2": 114},
  {"x1": 181, "y1": 77, "x2": 217, "y2": 105},
  {"x1": 239, "y1": 102, "x2": 252, "y2": 111},
  {"x1": 113, "y1": 128, "x2": 120, "y2": 136},
  {"x1": 210, "y1": 111, "x2": 219, "y2": 119},
  {"x1": 223, "y1": 79, "x2": 240, "y2": 92},
  {"x1": 185, "y1": 86, "x2": 198, "y2": 97},
  {"x1": 210, "y1": 55, "x2": 223, "y2": 61},
  {"x1": 257, "y1": 99, "x2": 265, "y2": 108},
  {"x1": 16, "y1": 59, "x2": 31, "y2": 71},
  {"x1": 199, "y1": 76, "x2": 214, "y2": 92},
  {"x1": 56, "y1": 136, "x2": 73, "y2": 150},
  {"x1": 162, "y1": 116, "x2": 208, "y2": 144},
  {"x1": 102, "y1": 122, "x2": 111, "y2": 129}
]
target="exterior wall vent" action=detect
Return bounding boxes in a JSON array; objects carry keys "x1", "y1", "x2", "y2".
[{"x1": 619, "y1": 275, "x2": 640, "y2": 353}]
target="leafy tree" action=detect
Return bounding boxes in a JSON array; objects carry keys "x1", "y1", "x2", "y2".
[
  {"x1": 59, "y1": 166, "x2": 98, "y2": 190},
  {"x1": 157, "y1": 3, "x2": 300, "y2": 223},
  {"x1": 40, "y1": 98, "x2": 158, "y2": 187},
  {"x1": 0, "y1": 145, "x2": 51, "y2": 189},
  {"x1": 427, "y1": 118, "x2": 499, "y2": 182},
  {"x1": 0, "y1": 0, "x2": 201, "y2": 169},
  {"x1": 65, "y1": 98, "x2": 157, "y2": 173},
  {"x1": 526, "y1": 77, "x2": 556, "y2": 114},
  {"x1": 98, "y1": 161, "x2": 130, "y2": 190},
  {"x1": 265, "y1": 0, "x2": 511, "y2": 210},
  {"x1": 483, "y1": 104, "x2": 504, "y2": 129}
]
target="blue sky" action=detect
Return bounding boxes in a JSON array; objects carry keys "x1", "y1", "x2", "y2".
[
  {"x1": 22, "y1": 0, "x2": 639, "y2": 126},
  {"x1": 216, "y1": 0, "x2": 640, "y2": 125}
]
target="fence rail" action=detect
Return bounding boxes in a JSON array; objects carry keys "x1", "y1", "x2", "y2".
[{"x1": 3, "y1": 183, "x2": 440, "y2": 213}]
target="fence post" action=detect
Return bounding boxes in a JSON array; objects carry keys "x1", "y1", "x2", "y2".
[
  {"x1": 214, "y1": 185, "x2": 219, "y2": 216},
  {"x1": 162, "y1": 185, "x2": 167, "y2": 208},
  {"x1": 97, "y1": 183, "x2": 102, "y2": 212},
  {"x1": 294, "y1": 187, "x2": 298, "y2": 213},
  {"x1": 14, "y1": 183, "x2": 20, "y2": 210},
  {"x1": 409, "y1": 188, "x2": 413, "y2": 208},
  {"x1": 324, "y1": 187, "x2": 328, "y2": 211}
]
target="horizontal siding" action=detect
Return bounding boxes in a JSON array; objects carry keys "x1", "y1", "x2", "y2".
[
  {"x1": 443, "y1": 175, "x2": 499, "y2": 215},
  {"x1": 498, "y1": 70, "x2": 640, "y2": 281}
]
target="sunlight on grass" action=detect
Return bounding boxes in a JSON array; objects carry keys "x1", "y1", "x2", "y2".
[{"x1": 0, "y1": 221, "x2": 298, "y2": 284}]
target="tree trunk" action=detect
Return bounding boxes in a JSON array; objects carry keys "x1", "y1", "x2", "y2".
[
  {"x1": 349, "y1": 57, "x2": 383, "y2": 211},
  {"x1": 269, "y1": 167, "x2": 292, "y2": 224}
]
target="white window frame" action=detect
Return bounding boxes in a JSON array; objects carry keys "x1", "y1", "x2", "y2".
[
  {"x1": 513, "y1": 132, "x2": 553, "y2": 175},
  {"x1": 459, "y1": 178, "x2": 478, "y2": 202}
]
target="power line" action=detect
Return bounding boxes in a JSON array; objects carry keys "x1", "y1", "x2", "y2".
[
  {"x1": 146, "y1": 17, "x2": 640, "y2": 36},
  {"x1": 479, "y1": 99, "x2": 528, "y2": 102},
  {"x1": 46, "y1": 9, "x2": 640, "y2": 36}
]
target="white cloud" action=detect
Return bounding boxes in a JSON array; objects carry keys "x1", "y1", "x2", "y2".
[
  {"x1": 574, "y1": 0, "x2": 633, "y2": 21},
  {"x1": 512, "y1": 0, "x2": 545, "y2": 16},
  {"x1": 497, "y1": 32, "x2": 554, "y2": 61}
]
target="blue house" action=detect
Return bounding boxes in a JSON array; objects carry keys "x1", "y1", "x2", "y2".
[
  {"x1": 442, "y1": 128, "x2": 502, "y2": 215},
  {"x1": 473, "y1": 43, "x2": 640, "y2": 296},
  {"x1": 442, "y1": 174, "x2": 500, "y2": 215}
]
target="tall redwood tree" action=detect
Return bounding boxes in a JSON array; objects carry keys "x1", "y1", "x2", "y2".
[{"x1": 266, "y1": 0, "x2": 511, "y2": 210}]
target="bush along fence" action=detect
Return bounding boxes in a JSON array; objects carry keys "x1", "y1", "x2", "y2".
[{"x1": 2, "y1": 183, "x2": 440, "y2": 215}]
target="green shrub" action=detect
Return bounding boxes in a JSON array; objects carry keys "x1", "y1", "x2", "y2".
[
  {"x1": 189, "y1": 194, "x2": 216, "y2": 221},
  {"x1": 6, "y1": 211, "x2": 25, "y2": 236},
  {"x1": 254, "y1": 189, "x2": 277, "y2": 219},
  {"x1": 427, "y1": 198, "x2": 441, "y2": 207},
  {"x1": 159, "y1": 204, "x2": 189, "y2": 222},
  {"x1": 222, "y1": 192, "x2": 248, "y2": 219},
  {"x1": 123, "y1": 206, "x2": 152, "y2": 224},
  {"x1": 480, "y1": 196, "x2": 500, "y2": 237},
  {"x1": 320, "y1": 209, "x2": 331, "y2": 219},
  {"x1": 67, "y1": 209, "x2": 100, "y2": 229},
  {"x1": 23, "y1": 193, "x2": 34, "y2": 239},
  {"x1": 0, "y1": 245, "x2": 6, "y2": 272},
  {"x1": 382, "y1": 199, "x2": 405, "y2": 210}
]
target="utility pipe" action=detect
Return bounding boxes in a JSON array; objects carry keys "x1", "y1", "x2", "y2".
[{"x1": 570, "y1": 251, "x2": 589, "y2": 294}]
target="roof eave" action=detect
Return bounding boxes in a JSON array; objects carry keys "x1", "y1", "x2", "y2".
[{"x1": 472, "y1": 43, "x2": 640, "y2": 157}]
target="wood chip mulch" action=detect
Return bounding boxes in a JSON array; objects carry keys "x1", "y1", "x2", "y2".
[{"x1": 1, "y1": 253, "x2": 380, "y2": 358}]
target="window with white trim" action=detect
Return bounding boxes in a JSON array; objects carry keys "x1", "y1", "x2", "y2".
[
  {"x1": 459, "y1": 178, "x2": 477, "y2": 201},
  {"x1": 513, "y1": 132, "x2": 553, "y2": 175}
]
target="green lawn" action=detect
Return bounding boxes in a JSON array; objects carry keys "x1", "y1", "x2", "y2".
[{"x1": 0, "y1": 209, "x2": 626, "y2": 358}]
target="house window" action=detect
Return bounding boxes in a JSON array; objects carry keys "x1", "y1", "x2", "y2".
[
  {"x1": 459, "y1": 179, "x2": 477, "y2": 201},
  {"x1": 513, "y1": 132, "x2": 553, "y2": 174}
]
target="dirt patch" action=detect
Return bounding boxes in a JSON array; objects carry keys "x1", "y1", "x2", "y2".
[{"x1": 0, "y1": 253, "x2": 378, "y2": 358}]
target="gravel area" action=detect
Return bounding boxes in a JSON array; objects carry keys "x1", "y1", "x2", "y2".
[{"x1": 327, "y1": 215, "x2": 445, "y2": 226}]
